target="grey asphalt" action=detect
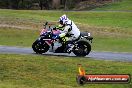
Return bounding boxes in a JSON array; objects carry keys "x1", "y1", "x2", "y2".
[{"x1": 0, "y1": 45, "x2": 132, "y2": 62}]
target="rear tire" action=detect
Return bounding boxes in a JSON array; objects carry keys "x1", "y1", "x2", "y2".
[
  {"x1": 32, "y1": 39, "x2": 49, "y2": 54},
  {"x1": 73, "y1": 41, "x2": 91, "y2": 57}
]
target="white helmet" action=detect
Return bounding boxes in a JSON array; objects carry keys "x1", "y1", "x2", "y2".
[{"x1": 59, "y1": 14, "x2": 69, "y2": 25}]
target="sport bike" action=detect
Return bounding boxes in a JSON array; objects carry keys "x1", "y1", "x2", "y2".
[{"x1": 32, "y1": 22, "x2": 93, "y2": 57}]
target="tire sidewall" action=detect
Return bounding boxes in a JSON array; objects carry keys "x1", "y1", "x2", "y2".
[
  {"x1": 32, "y1": 38, "x2": 49, "y2": 54},
  {"x1": 73, "y1": 41, "x2": 91, "y2": 56}
]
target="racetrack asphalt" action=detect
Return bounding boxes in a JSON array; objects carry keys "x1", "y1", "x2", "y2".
[{"x1": 0, "y1": 45, "x2": 132, "y2": 62}]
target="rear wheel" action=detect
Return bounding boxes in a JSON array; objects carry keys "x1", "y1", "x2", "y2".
[
  {"x1": 73, "y1": 41, "x2": 91, "y2": 57},
  {"x1": 32, "y1": 39, "x2": 49, "y2": 54}
]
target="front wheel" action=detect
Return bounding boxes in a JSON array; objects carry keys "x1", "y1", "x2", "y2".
[
  {"x1": 32, "y1": 39, "x2": 49, "y2": 54},
  {"x1": 73, "y1": 41, "x2": 91, "y2": 57}
]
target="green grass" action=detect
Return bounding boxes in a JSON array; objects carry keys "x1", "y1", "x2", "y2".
[
  {"x1": 0, "y1": 54, "x2": 132, "y2": 88},
  {"x1": 94, "y1": 36, "x2": 132, "y2": 52},
  {"x1": 93, "y1": 0, "x2": 132, "y2": 11},
  {"x1": 0, "y1": 27, "x2": 38, "y2": 47},
  {"x1": 0, "y1": 9, "x2": 132, "y2": 29}
]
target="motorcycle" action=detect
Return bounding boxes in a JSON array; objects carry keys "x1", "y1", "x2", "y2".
[{"x1": 32, "y1": 22, "x2": 93, "y2": 57}]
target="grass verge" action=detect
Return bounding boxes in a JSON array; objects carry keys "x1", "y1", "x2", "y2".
[
  {"x1": 0, "y1": 54, "x2": 132, "y2": 88},
  {"x1": 0, "y1": 27, "x2": 38, "y2": 47}
]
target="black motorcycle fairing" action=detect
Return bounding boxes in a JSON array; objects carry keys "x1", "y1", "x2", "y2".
[{"x1": 54, "y1": 45, "x2": 66, "y2": 53}]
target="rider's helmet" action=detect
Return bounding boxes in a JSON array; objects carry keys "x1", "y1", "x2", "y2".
[{"x1": 59, "y1": 14, "x2": 69, "y2": 25}]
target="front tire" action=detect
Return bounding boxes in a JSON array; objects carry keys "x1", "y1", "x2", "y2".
[
  {"x1": 73, "y1": 41, "x2": 91, "y2": 57},
  {"x1": 32, "y1": 39, "x2": 49, "y2": 54}
]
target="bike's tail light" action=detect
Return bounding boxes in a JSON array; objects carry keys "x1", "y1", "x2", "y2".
[{"x1": 88, "y1": 33, "x2": 91, "y2": 36}]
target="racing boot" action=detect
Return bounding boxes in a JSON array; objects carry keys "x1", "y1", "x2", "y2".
[{"x1": 64, "y1": 43, "x2": 74, "y2": 53}]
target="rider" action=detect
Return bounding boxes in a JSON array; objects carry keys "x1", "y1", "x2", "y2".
[{"x1": 57, "y1": 14, "x2": 81, "y2": 53}]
